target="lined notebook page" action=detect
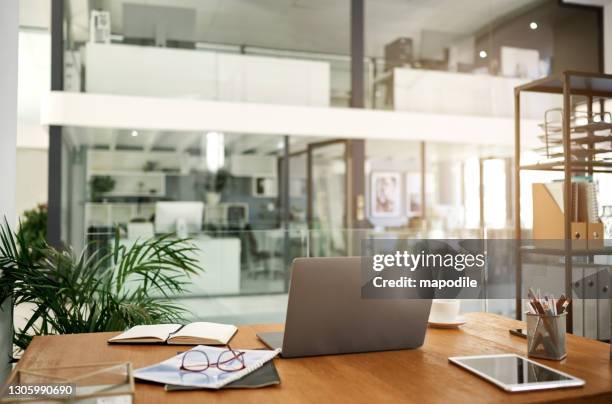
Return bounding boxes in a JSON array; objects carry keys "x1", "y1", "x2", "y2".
[
  {"x1": 109, "y1": 324, "x2": 182, "y2": 342},
  {"x1": 171, "y1": 322, "x2": 237, "y2": 344}
]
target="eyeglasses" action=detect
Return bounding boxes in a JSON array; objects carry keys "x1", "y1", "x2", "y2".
[{"x1": 180, "y1": 346, "x2": 246, "y2": 373}]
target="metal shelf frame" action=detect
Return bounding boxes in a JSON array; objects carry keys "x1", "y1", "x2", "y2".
[{"x1": 514, "y1": 71, "x2": 612, "y2": 333}]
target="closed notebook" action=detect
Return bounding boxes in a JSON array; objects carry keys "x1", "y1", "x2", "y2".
[
  {"x1": 165, "y1": 360, "x2": 281, "y2": 391},
  {"x1": 134, "y1": 346, "x2": 281, "y2": 390},
  {"x1": 108, "y1": 322, "x2": 237, "y2": 345}
]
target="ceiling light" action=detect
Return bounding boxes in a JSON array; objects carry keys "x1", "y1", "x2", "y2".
[
  {"x1": 479, "y1": 50, "x2": 487, "y2": 59},
  {"x1": 131, "y1": 130, "x2": 138, "y2": 137},
  {"x1": 529, "y1": 21, "x2": 538, "y2": 30}
]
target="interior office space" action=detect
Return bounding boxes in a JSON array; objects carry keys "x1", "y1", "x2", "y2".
[{"x1": 2, "y1": 0, "x2": 612, "y2": 401}]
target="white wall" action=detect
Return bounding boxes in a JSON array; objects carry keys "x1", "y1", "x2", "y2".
[
  {"x1": 41, "y1": 91, "x2": 542, "y2": 148},
  {"x1": 19, "y1": 0, "x2": 50, "y2": 30},
  {"x1": 17, "y1": 30, "x2": 50, "y2": 149},
  {"x1": 15, "y1": 30, "x2": 49, "y2": 223},
  {"x1": 85, "y1": 43, "x2": 331, "y2": 107},
  {"x1": 606, "y1": 2, "x2": 612, "y2": 74},
  {"x1": 16, "y1": 149, "x2": 48, "y2": 217},
  {"x1": 392, "y1": 68, "x2": 558, "y2": 119},
  {"x1": 0, "y1": 0, "x2": 18, "y2": 382}
]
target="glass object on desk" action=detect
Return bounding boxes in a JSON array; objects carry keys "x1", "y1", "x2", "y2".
[
  {"x1": 526, "y1": 312, "x2": 567, "y2": 361},
  {"x1": 1, "y1": 362, "x2": 134, "y2": 403},
  {"x1": 601, "y1": 205, "x2": 612, "y2": 239}
]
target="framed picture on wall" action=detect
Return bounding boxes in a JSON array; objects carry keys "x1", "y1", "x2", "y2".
[
  {"x1": 405, "y1": 172, "x2": 422, "y2": 217},
  {"x1": 370, "y1": 171, "x2": 401, "y2": 218}
]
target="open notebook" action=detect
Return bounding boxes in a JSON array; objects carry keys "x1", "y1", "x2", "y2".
[{"x1": 108, "y1": 322, "x2": 237, "y2": 345}]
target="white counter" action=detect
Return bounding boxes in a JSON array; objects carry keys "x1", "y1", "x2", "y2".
[{"x1": 121, "y1": 235, "x2": 241, "y2": 296}]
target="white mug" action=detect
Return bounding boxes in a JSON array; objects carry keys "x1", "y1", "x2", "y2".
[{"x1": 429, "y1": 299, "x2": 461, "y2": 323}]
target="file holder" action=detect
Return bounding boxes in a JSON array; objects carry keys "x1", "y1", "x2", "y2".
[{"x1": 532, "y1": 183, "x2": 603, "y2": 248}]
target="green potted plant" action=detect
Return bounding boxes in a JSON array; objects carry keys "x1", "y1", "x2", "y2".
[
  {"x1": 16, "y1": 204, "x2": 47, "y2": 262},
  {"x1": 0, "y1": 219, "x2": 203, "y2": 353},
  {"x1": 204, "y1": 169, "x2": 231, "y2": 206},
  {"x1": 89, "y1": 175, "x2": 116, "y2": 201}
]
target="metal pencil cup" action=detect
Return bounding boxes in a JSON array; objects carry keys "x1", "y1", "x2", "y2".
[{"x1": 526, "y1": 312, "x2": 567, "y2": 360}]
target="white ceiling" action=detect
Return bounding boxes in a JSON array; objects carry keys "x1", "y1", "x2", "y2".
[
  {"x1": 60, "y1": 0, "x2": 544, "y2": 56},
  {"x1": 65, "y1": 127, "x2": 326, "y2": 156},
  {"x1": 65, "y1": 126, "x2": 512, "y2": 161}
]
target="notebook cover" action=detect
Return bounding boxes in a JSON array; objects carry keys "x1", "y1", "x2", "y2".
[{"x1": 164, "y1": 360, "x2": 280, "y2": 391}]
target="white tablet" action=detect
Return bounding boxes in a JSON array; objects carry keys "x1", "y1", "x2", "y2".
[{"x1": 449, "y1": 354, "x2": 585, "y2": 392}]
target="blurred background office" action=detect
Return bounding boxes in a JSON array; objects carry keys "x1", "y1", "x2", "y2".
[{"x1": 14, "y1": 0, "x2": 612, "y2": 338}]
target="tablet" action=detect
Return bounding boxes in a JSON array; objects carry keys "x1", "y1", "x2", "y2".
[{"x1": 448, "y1": 354, "x2": 585, "y2": 392}]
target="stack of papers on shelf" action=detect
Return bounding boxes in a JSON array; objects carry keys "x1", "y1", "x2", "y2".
[
  {"x1": 545, "y1": 181, "x2": 600, "y2": 223},
  {"x1": 585, "y1": 182, "x2": 599, "y2": 223},
  {"x1": 134, "y1": 346, "x2": 281, "y2": 390}
]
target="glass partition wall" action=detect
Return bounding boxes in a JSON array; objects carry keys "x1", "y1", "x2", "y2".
[
  {"x1": 52, "y1": 0, "x2": 604, "y2": 325},
  {"x1": 65, "y1": 0, "x2": 351, "y2": 106},
  {"x1": 59, "y1": 133, "x2": 520, "y2": 323},
  {"x1": 66, "y1": 0, "x2": 602, "y2": 112},
  {"x1": 61, "y1": 127, "x2": 516, "y2": 295},
  {"x1": 63, "y1": 127, "x2": 291, "y2": 291},
  {"x1": 365, "y1": 0, "x2": 602, "y2": 110}
]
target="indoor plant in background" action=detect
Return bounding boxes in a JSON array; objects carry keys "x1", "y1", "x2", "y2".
[
  {"x1": 196, "y1": 169, "x2": 232, "y2": 206},
  {"x1": 89, "y1": 175, "x2": 116, "y2": 201},
  {"x1": 16, "y1": 204, "x2": 47, "y2": 263},
  {"x1": 207, "y1": 169, "x2": 231, "y2": 205},
  {"x1": 0, "y1": 220, "x2": 203, "y2": 353}
]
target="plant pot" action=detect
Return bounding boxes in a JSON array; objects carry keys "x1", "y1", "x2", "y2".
[{"x1": 206, "y1": 192, "x2": 221, "y2": 206}]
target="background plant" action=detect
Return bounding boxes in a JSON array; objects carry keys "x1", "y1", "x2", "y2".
[
  {"x1": 201, "y1": 169, "x2": 232, "y2": 194},
  {"x1": 89, "y1": 175, "x2": 116, "y2": 201},
  {"x1": 194, "y1": 169, "x2": 233, "y2": 202},
  {"x1": 0, "y1": 220, "x2": 202, "y2": 352},
  {"x1": 16, "y1": 204, "x2": 47, "y2": 263}
]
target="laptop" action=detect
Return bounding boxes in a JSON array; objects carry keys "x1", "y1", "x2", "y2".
[{"x1": 257, "y1": 257, "x2": 432, "y2": 358}]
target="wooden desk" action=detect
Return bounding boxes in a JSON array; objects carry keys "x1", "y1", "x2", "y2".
[{"x1": 11, "y1": 313, "x2": 612, "y2": 403}]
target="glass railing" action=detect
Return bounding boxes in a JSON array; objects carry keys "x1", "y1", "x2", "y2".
[
  {"x1": 85, "y1": 227, "x2": 516, "y2": 324},
  {"x1": 88, "y1": 227, "x2": 504, "y2": 296}
]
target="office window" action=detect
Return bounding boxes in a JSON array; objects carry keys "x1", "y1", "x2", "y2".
[
  {"x1": 60, "y1": 127, "x2": 309, "y2": 300},
  {"x1": 483, "y1": 159, "x2": 507, "y2": 230},
  {"x1": 464, "y1": 158, "x2": 480, "y2": 230}
]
